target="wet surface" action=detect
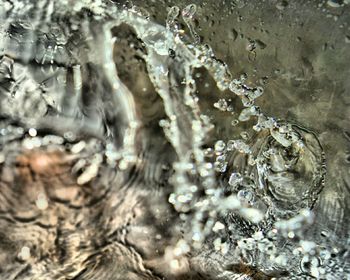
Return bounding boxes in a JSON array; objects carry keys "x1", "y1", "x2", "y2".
[{"x1": 0, "y1": 0, "x2": 349, "y2": 279}]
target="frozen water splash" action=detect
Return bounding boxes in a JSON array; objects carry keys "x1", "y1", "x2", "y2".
[{"x1": 0, "y1": 1, "x2": 345, "y2": 279}]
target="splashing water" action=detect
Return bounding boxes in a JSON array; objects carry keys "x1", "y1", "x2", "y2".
[{"x1": 0, "y1": 1, "x2": 347, "y2": 279}]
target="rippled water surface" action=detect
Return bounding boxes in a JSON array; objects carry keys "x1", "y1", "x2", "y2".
[{"x1": 0, "y1": 0, "x2": 349, "y2": 279}]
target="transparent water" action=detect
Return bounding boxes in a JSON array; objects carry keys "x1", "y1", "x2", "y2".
[{"x1": 0, "y1": 1, "x2": 348, "y2": 279}]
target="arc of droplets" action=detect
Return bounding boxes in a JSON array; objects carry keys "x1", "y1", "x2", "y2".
[
  {"x1": 100, "y1": 7, "x2": 221, "y2": 250},
  {"x1": 0, "y1": 1, "x2": 330, "y2": 277},
  {"x1": 116, "y1": 9, "x2": 213, "y2": 216},
  {"x1": 111, "y1": 6, "x2": 273, "y2": 247},
  {"x1": 111, "y1": 6, "x2": 328, "y2": 276},
  {"x1": 119, "y1": 6, "x2": 254, "y2": 209}
]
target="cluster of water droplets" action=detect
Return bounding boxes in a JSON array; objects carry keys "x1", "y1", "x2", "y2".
[{"x1": 160, "y1": 4, "x2": 329, "y2": 278}]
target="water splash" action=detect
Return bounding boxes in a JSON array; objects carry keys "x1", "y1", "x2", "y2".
[{"x1": 0, "y1": 1, "x2": 346, "y2": 279}]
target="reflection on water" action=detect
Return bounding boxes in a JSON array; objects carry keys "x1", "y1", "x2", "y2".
[{"x1": 0, "y1": 1, "x2": 348, "y2": 279}]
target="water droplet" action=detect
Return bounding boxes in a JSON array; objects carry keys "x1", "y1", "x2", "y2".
[
  {"x1": 212, "y1": 221, "x2": 225, "y2": 232},
  {"x1": 214, "y1": 140, "x2": 226, "y2": 153},
  {"x1": 35, "y1": 193, "x2": 48, "y2": 210},
  {"x1": 327, "y1": 0, "x2": 343, "y2": 8},
  {"x1": 229, "y1": 172, "x2": 243, "y2": 187},
  {"x1": 28, "y1": 128, "x2": 37, "y2": 137},
  {"x1": 345, "y1": 35, "x2": 350, "y2": 44},
  {"x1": 231, "y1": 119, "x2": 239, "y2": 126},
  {"x1": 276, "y1": 0, "x2": 289, "y2": 10},
  {"x1": 213, "y1": 99, "x2": 228, "y2": 111},
  {"x1": 228, "y1": 29, "x2": 238, "y2": 41},
  {"x1": 237, "y1": 189, "x2": 254, "y2": 204},
  {"x1": 18, "y1": 246, "x2": 31, "y2": 261}
]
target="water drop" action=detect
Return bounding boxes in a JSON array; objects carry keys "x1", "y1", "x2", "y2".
[
  {"x1": 214, "y1": 140, "x2": 226, "y2": 153},
  {"x1": 213, "y1": 98, "x2": 228, "y2": 111},
  {"x1": 327, "y1": 0, "x2": 343, "y2": 8},
  {"x1": 18, "y1": 246, "x2": 31, "y2": 261},
  {"x1": 345, "y1": 35, "x2": 350, "y2": 43},
  {"x1": 276, "y1": 0, "x2": 289, "y2": 10},
  {"x1": 28, "y1": 128, "x2": 37, "y2": 137},
  {"x1": 229, "y1": 172, "x2": 243, "y2": 187}
]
